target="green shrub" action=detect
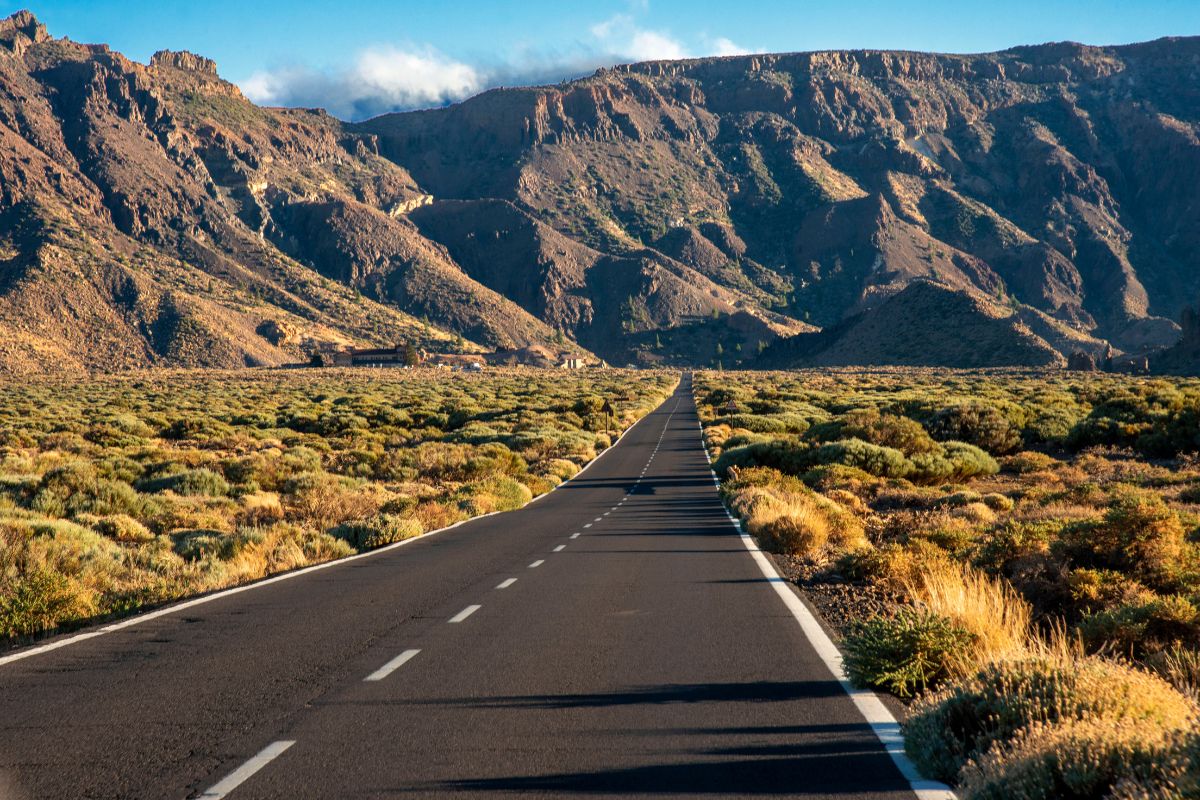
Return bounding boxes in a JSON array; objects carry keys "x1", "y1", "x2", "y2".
[
  {"x1": 815, "y1": 438, "x2": 911, "y2": 478},
  {"x1": 1077, "y1": 594, "x2": 1200, "y2": 658},
  {"x1": 138, "y1": 468, "x2": 231, "y2": 497},
  {"x1": 332, "y1": 514, "x2": 423, "y2": 549},
  {"x1": 714, "y1": 439, "x2": 813, "y2": 476},
  {"x1": 843, "y1": 609, "x2": 976, "y2": 698},
  {"x1": 929, "y1": 402, "x2": 1022, "y2": 455},
  {"x1": 839, "y1": 409, "x2": 939, "y2": 456}
]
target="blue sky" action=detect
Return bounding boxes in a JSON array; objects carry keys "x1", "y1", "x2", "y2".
[{"x1": 9, "y1": 1, "x2": 1200, "y2": 119}]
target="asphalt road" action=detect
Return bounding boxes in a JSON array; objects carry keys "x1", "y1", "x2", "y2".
[{"x1": 0, "y1": 374, "x2": 928, "y2": 799}]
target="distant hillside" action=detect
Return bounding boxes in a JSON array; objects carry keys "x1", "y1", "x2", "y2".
[{"x1": 2, "y1": 9, "x2": 1199, "y2": 371}]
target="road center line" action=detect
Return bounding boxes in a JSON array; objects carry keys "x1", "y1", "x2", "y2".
[
  {"x1": 528, "y1": 559, "x2": 545, "y2": 568},
  {"x1": 496, "y1": 578, "x2": 517, "y2": 589},
  {"x1": 448, "y1": 605, "x2": 481, "y2": 623},
  {"x1": 553, "y1": 545, "x2": 566, "y2": 552},
  {"x1": 363, "y1": 649, "x2": 420, "y2": 682},
  {"x1": 198, "y1": 740, "x2": 295, "y2": 799}
]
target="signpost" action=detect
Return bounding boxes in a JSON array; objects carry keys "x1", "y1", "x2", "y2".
[{"x1": 601, "y1": 398, "x2": 614, "y2": 438}]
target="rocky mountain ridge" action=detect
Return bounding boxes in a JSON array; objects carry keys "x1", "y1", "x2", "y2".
[{"x1": 0, "y1": 10, "x2": 1198, "y2": 372}]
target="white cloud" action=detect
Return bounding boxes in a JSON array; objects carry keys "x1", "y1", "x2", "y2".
[
  {"x1": 242, "y1": 45, "x2": 483, "y2": 120},
  {"x1": 590, "y1": 12, "x2": 689, "y2": 62},
  {"x1": 709, "y1": 36, "x2": 752, "y2": 57},
  {"x1": 237, "y1": 9, "x2": 754, "y2": 121}
]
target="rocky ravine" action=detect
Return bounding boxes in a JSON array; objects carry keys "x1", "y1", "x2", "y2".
[{"x1": 1, "y1": 10, "x2": 1199, "y2": 372}]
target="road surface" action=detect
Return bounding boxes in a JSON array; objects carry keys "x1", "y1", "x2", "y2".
[{"x1": 0, "y1": 374, "x2": 941, "y2": 799}]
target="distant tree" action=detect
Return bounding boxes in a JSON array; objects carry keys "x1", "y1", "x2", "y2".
[
  {"x1": 711, "y1": 308, "x2": 721, "y2": 321},
  {"x1": 735, "y1": 342, "x2": 742, "y2": 353},
  {"x1": 757, "y1": 339, "x2": 767, "y2": 355},
  {"x1": 402, "y1": 342, "x2": 420, "y2": 366},
  {"x1": 654, "y1": 333, "x2": 663, "y2": 350},
  {"x1": 716, "y1": 342, "x2": 724, "y2": 357},
  {"x1": 553, "y1": 329, "x2": 566, "y2": 346},
  {"x1": 454, "y1": 332, "x2": 464, "y2": 352}
]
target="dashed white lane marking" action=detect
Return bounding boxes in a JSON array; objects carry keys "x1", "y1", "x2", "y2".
[
  {"x1": 528, "y1": 560, "x2": 545, "y2": 568},
  {"x1": 603, "y1": 512, "x2": 610, "y2": 516},
  {"x1": 496, "y1": 578, "x2": 517, "y2": 589},
  {"x1": 448, "y1": 605, "x2": 481, "y2": 623},
  {"x1": 364, "y1": 649, "x2": 420, "y2": 682},
  {"x1": 594, "y1": 517, "x2": 603, "y2": 521},
  {"x1": 584, "y1": 523, "x2": 593, "y2": 528},
  {"x1": 553, "y1": 545, "x2": 566, "y2": 552},
  {"x1": 570, "y1": 533, "x2": 580, "y2": 539},
  {"x1": 199, "y1": 740, "x2": 296, "y2": 799}
]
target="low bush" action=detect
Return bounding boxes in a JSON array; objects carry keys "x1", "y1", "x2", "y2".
[
  {"x1": 331, "y1": 514, "x2": 423, "y2": 549},
  {"x1": 928, "y1": 402, "x2": 1023, "y2": 455},
  {"x1": 1077, "y1": 594, "x2": 1200, "y2": 658},
  {"x1": 816, "y1": 438, "x2": 911, "y2": 478},
  {"x1": 843, "y1": 609, "x2": 976, "y2": 697},
  {"x1": 93, "y1": 514, "x2": 153, "y2": 543},
  {"x1": 903, "y1": 655, "x2": 1197, "y2": 783},
  {"x1": 957, "y1": 717, "x2": 1183, "y2": 800}
]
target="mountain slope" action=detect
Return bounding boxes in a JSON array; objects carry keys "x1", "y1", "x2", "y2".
[
  {"x1": 362, "y1": 37, "x2": 1200, "y2": 362},
  {"x1": 3, "y1": 10, "x2": 1200, "y2": 371}
]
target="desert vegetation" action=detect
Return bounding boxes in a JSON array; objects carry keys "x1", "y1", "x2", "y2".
[
  {"x1": 0, "y1": 368, "x2": 676, "y2": 643},
  {"x1": 697, "y1": 368, "x2": 1200, "y2": 798}
]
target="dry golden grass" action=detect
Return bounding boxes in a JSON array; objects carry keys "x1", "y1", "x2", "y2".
[{"x1": 904, "y1": 561, "x2": 1032, "y2": 675}]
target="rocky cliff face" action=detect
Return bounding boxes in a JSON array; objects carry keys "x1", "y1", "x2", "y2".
[
  {"x1": 1, "y1": 11, "x2": 1198, "y2": 372},
  {"x1": 363, "y1": 37, "x2": 1200, "y2": 366}
]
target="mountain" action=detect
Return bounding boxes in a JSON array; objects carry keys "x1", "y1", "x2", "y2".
[{"x1": 1, "y1": 10, "x2": 1199, "y2": 372}]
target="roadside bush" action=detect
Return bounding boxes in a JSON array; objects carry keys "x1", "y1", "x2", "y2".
[
  {"x1": 714, "y1": 439, "x2": 812, "y2": 476},
  {"x1": 903, "y1": 655, "x2": 1197, "y2": 783},
  {"x1": 958, "y1": 717, "x2": 1183, "y2": 800},
  {"x1": 0, "y1": 567, "x2": 95, "y2": 638},
  {"x1": 332, "y1": 514, "x2": 423, "y2": 549},
  {"x1": 843, "y1": 609, "x2": 976, "y2": 698},
  {"x1": 725, "y1": 467, "x2": 866, "y2": 558}
]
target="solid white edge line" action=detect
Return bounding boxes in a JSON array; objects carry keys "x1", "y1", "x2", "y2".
[
  {"x1": 448, "y1": 605, "x2": 481, "y2": 623},
  {"x1": 528, "y1": 560, "x2": 544, "y2": 568},
  {"x1": 694, "y1": 387, "x2": 955, "y2": 800},
  {"x1": 0, "y1": 377, "x2": 685, "y2": 668},
  {"x1": 198, "y1": 740, "x2": 295, "y2": 799},
  {"x1": 496, "y1": 578, "x2": 518, "y2": 589},
  {"x1": 363, "y1": 648, "x2": 420, "y2": 682}
]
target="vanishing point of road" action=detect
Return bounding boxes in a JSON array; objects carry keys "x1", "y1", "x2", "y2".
[{"x1": 0, "y1": 374, "x2": 952, "y2": 799}]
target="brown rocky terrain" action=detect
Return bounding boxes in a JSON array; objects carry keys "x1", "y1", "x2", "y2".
[
  {"x1": 363, "y1": 36, "x2": 1200, "y2": 367},
  {"x1": 1, "y1": 10, "x2": 1198, "y2": 371}
]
